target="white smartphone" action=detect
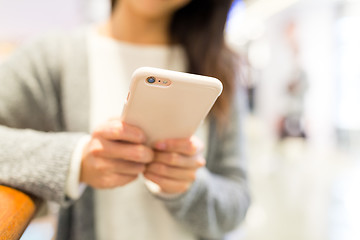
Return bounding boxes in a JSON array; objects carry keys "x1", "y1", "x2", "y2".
[{"x1": 121, "y1": 67, "x2": 223, "y2": 146}]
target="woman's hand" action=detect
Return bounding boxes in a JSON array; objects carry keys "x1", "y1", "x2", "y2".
[
  {"x1": 80, "y1": 118, "x2": 154, "y2": 189},
  {"x1": 144, "y1": 136, "x2": 206, "y2": 194}
]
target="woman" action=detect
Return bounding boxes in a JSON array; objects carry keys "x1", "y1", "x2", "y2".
[{"x1": 0, "y1": 0, "x2": 250, "y2": 239}]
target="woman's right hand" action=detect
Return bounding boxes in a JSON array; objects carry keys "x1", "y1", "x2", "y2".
[{"x1": 80, "y1": 118, "x2": 154, "y2": 189}]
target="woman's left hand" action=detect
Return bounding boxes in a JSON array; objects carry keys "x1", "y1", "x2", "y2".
[{"x1": 144, "y1": 136, "x2": 206, "y2": 194}]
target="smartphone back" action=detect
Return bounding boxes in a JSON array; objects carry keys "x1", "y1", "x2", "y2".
[{"x1": 121, "y1": 67, "x2": 223, "y2": 145}]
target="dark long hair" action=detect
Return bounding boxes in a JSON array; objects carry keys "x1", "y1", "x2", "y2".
[{"x1": 111, "y1": 0, "x2": 239, "y2": 126}]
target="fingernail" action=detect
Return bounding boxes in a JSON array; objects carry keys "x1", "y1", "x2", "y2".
[{"x1": 155, "y1": 142, "x2": 166, "y2": 150}]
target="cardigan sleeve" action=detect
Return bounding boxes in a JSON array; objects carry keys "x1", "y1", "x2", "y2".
[
  {"x1": 157, "y1": 89, "x2": 250, "y2": 239},
  {"x1": 0, "y1": 35, "x2": 86, "y2": 204}
]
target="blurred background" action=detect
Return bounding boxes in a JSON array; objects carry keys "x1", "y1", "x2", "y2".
[{"x1": 1, "y1": 0, "x2": 359, "y2": 239}]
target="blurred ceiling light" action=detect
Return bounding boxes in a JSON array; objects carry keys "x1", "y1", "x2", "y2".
[
  {"x1": 226, "y1": 0, "x2": 266, "y2": 50},
  {"x1": 226, "y1": 0, "x2": 300, "y2": 49},
  {"x1": 245, "y1": 0, "x2": 300, "y2": 21}
]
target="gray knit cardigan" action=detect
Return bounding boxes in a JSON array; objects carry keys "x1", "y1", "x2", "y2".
[{"x1": 0, "y1": 29, "x2": 250, "y2": 240}]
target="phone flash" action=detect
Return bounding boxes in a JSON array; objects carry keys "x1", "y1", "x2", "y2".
[{"x1": 163, "y1": 80, "x2": 168, "y2": 84}]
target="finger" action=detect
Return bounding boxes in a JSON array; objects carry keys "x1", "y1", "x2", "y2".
[
  {"x1": 93, "y1": 120, "x2": 146, "y2": 143},
  {"x1": 95, "y1": 173, "x2": 138, "y2": 189},
  {"x1": 94, "y1": 157, "x2": 146, "y2": 175},
  {"x1": 153, "y1": 152, "x2": 205, "y2": 168},
  {"x1": 143, "y1": 172, "x2": 191, "y2": 194},
  {"x1": 145, "y1": 162, "x2": 196, "y2": 181},
  {"x1": 154, "y1": 136, "x2": 204, "y2": 156},
  {"x1": 89, "y1": 139, "x2": 154, "y2": 163}
]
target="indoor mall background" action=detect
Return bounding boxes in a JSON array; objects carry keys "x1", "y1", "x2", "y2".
[{"x1": 1, "y1": 0, "x2": 359, "y2": 239}]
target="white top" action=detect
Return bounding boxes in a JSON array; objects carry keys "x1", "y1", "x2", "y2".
[{"x1": 76, "y1": 27, "x2": 208, "y2": 240}]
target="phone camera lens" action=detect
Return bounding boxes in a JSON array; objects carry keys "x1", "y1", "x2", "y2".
[{"x1": 147, "y1": 77, "x2": 156, "y2": 84}]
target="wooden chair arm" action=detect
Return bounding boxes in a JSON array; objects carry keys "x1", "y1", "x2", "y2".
[{"x1": 0, "y1": 185, "x2": 41, "y2": 240}]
